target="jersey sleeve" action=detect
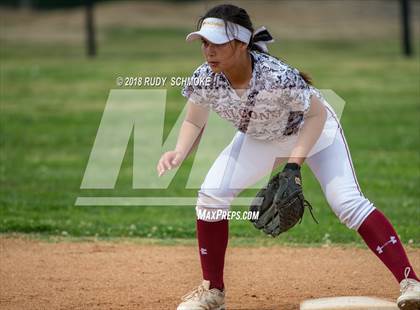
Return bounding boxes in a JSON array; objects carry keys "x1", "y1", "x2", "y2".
[
  {"x1": 279, "y1": 68, "x2": 314, "y2": 116},
  {"x1": 272, "y1": 67, "x2": 318, "y2": 136},
  {"x1": 181, "y1": 64, "x2": 211, "y2": 108}
]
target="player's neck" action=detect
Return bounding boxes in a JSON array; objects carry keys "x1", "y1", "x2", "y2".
[{"x1": 223, "y1": 52, "x2": 252, "y2": 89}]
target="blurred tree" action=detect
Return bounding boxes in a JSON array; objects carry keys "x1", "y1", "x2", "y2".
[
  {"x1": 85, "y1": 0, "x2": 96, "y2": 57},
  {"x1": 18, "y1": 0, "x2": 32, "y2": 10},
  {"x1": 400, "y1": 0, "x2": 413, "y2": 57}
]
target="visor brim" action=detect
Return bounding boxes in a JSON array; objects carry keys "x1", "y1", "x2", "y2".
[{"x1": 185, "y1": 30, "x2": 232, "y2": 45}]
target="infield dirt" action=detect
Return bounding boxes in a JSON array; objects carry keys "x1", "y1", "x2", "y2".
[{"x1": 1, "y1": 236, "x2": 418, "y2": 309}]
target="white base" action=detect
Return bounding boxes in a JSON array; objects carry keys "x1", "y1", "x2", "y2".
[{"x1": 300, "y1": 296, "x2": 398, "y2": 310}]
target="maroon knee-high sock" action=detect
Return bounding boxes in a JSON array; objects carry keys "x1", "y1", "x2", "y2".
[
  {"x1": 196, "y1": 219, "x2": 229, "y2": 290},
  {"x1": 358, "y1": 209, "x2": 419, "y2": 282}
]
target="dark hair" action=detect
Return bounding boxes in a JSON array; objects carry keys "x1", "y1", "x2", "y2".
[{"x1": 197, "y1": 4, "x2": 313, "y2": 85}]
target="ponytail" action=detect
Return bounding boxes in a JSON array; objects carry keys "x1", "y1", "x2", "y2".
[
  {"x1": 298, "y1": 71, "x2": 313, "y2": 85},
  {"x1": 249, "y1": 27, "x2": 313, "y2": 85}
]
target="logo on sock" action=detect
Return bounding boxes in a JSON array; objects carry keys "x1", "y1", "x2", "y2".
[
  {"x1": 200, "y1": 248, "x2": 208, "y2": 255},
  {"x1": 376, "y1": 235, "x2": 397, "y2": 254}
]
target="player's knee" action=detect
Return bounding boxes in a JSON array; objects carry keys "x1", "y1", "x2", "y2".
[
  {"x1": 326, "y1": 191, "x2": 375, "y2": 230},
  {"x1": 197, "y1": 187, "x2": 239, "y2": 207},
  {"x1": 195, "y1": 187, "x2": 239, "y2": 222}
]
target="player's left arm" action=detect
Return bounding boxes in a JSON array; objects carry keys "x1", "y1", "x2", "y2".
[{"x1": 288, "y1": 95, "x2": 327, "y2": 165}]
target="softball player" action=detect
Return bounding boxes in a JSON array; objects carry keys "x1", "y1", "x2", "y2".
[{"x1": 156, "y1": 4, "x2": 420, "y2": 310}]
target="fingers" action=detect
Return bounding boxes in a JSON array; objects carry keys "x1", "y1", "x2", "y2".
[
  {"x1": 163, "y1": 157, "x2": 173, "y2": 171},
  {"x1": 158, "y1": 163, "x2": 170, "y2": 177},
  {"x1": 157, "y1": 160, "x2": 164, "y2": 177},
  {"x1": 157, "y1": 153, "x2": 179, "y2": 177},
  {"x1": 157, "y1": 157, "x2": 168, "y2": 177}
]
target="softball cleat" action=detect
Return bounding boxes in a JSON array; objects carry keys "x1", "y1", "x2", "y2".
[
  {"x1": 397, "y1": 267, "x2": 420, "y2": 310},
  {"x1": 176, "y1": 280, "x2": 226, "y2": 310}
]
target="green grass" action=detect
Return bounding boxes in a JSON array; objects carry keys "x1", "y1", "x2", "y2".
[{"x1": 1, "y1": 27, "x2": 419, "y2": 245}]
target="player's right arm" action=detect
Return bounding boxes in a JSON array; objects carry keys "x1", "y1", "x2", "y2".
[{"x1": 156, "y1": 100, "x2": 210, "y2": 177}]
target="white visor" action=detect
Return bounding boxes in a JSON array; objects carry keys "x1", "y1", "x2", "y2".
[{"x1": 186, "y1": 17, "x2": 252, "y2": 45}]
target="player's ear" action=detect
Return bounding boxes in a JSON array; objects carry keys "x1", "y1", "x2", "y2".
[
  {"x1": 237, "y1": 40, "x2": 248, "y2": 51},
  {"x1": 229, "y1": 40, "x2": 246, "y2": 52}
]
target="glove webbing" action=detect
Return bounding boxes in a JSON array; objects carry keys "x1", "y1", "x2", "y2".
[{"x1": 299, "y1": 194, "x2": 318, "y2": 224}]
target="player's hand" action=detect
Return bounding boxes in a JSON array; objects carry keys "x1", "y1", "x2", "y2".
[{"x1": 157, "y1": 150, "x2": 184, "y2": 177}]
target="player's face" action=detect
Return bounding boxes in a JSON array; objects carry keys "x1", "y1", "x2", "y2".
[{"x1": 201, "y1": 38, "x2": 246, "y2": 73}]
